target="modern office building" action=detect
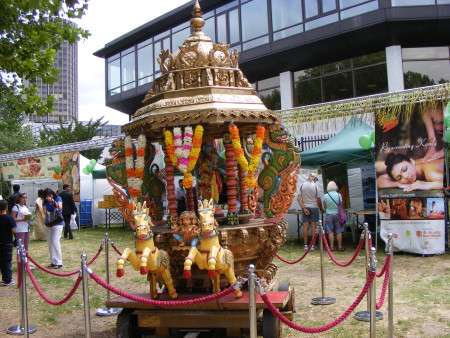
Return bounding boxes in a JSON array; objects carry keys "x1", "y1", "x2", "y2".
[
  {"x1": 94, "y1": 0, "x2": 450, "y2": 118},
  {"x1": 26, "y1": 21, "x2": 78, "y2": 124}
]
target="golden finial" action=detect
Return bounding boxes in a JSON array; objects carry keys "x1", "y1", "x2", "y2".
[{"x1": 190, "y1": 0, "x2": 205, "y2": 35}]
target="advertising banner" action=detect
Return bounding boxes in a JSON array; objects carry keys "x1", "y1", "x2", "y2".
[
  {"x1": 375, "y1": 102, "x2": 446, "y2": 254},
  {"x1": 1, "y1": 154, "x2": 60, "y2": 180},
  {"x1": 60, "y1": 151, "x2": 80, "y2": 202}
]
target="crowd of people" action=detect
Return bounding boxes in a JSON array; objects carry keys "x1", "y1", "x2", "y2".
[{"x1": 0, "y1": 184, "x2": 78, "y2": 286}]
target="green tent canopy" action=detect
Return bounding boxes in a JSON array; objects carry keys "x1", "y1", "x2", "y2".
[{"x1": 300, "y1": 117, "x2": 374, "y2": 166}]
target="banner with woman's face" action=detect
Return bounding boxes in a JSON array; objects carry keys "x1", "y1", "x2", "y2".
[
  {"x1": 375, "y1": 102, "x2": 445, "y2": 199},
  {"x1": 376, "y1": 101, "x2": 446, "y2": 255}
]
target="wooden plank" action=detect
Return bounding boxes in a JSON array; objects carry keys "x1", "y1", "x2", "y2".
[
  {"x1": 136, "y1": 310, "x2": 249, "y2": 329},
  {"x1": 106, "y1": 291, "x2": 290, "y2": 311}
]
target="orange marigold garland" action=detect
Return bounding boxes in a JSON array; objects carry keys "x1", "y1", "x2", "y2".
[{"x1": 228, "y1": 124, "x2": 265, "y2": 188}]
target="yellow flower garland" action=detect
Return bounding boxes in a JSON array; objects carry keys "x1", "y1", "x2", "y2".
[{"x1": 228, "y1": 124, "x2": 265, "y2": 188}]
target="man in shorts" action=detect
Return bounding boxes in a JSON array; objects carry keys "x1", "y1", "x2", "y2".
[{"x1": 297, "y1": 173, "x2": 323, "y2": 250}]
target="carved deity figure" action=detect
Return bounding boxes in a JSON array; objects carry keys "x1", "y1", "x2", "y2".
[{"x1": 171, "y1": 211, "x2": 199, "y2": 247}]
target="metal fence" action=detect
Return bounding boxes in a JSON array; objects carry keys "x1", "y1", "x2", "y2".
[{"x1": 294, "y1": 134, "x2": 335, "y2": 152}]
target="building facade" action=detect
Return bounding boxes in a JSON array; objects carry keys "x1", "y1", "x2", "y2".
[
  {"x1": 94, "y1": 0, "x2": 450, "y2": 116},
  {"x1": 27, "y1": 23, "x2": 78, "y2": 124}
]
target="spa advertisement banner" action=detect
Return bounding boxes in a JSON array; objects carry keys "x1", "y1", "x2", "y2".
[{"x1": 375, "y1": 102, "x2": 445, "y2": 254}]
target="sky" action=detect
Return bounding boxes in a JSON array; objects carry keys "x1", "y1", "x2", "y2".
[{"x1": 76, "y1": 0, "x2": 190, "y2": 125}]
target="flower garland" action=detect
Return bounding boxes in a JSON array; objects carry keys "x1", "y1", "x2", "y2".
[
  {"x1": 164, "y1": 125, "x2": 204, "y2": 188},
  {"x1": 125, "y1": 134, "x2": 146, "y2": 199},
  {"x1": 229, "y1": 124, "x2": 265, "y2": 188}
]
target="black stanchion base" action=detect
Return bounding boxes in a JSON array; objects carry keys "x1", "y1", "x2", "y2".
[
  {"x1": 354, "y1": 310, "x2": 383, "y2": 321},
  {"x1": 96, "y1": 306, "x2": 122, "y2": 316},
  {"x1": 7, "y1": 324, "x2": 37, "y2": 335},
  {"x1": 311, "y1": 296, "x2": 336, "y2": 305}
]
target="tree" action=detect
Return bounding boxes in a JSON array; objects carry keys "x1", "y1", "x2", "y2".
[
  {"x1": 38, "y1": 116, "x2": 108, "y2": 160},
  {"x1": 0, "y1": 0, "x2": 89, "y2": 116}
]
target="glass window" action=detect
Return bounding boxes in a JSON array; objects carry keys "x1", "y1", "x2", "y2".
[
  {"x1": 154, "y1": 29, "x2": 170, "y2": 41},
  {"x1": 138, "y1": 44, "x2": 153, "y2": 80},
  {"x1": 229, "y1": 9, "x2": 240, "y2": 44},
  {"x1": 216, "y1": 0, "x2": 239, "y2": 13},
  {"x1": 354, "y1": 64, "x2": 388, "y2": 96},
  {"x1": 305, "y1": 0, "x2": 319, "y2": 18},
  {"x1": 260, "y1": 88, "x2": 281, "y2": 110},
  {"x1": 172, "y1": 27, "x2": 190, "y2": 51},
  {"x1": 339, "y1": 0, "x2": 370, "y2": 8},
  {"x1": 121, "y1": 52, "x2": 135, "y2": 90},
  {"x1": 243, "y1": 36, "x2": 269, "y2": 50},
  {"x1": 294, "y1": 67, "x2": 321, "y2": 80},
  {"x1": 391, "y1": 0, "x2": 434, "y2": 6},
  {"x1": 403, "y1": 61, "x2": 450, "y2": 89},
  {"x1": 322, "y1": 60, "x2": 351, "y2": 74},
  {"x1": 107, "y1": 58, "x2": 120, "y2": 92},
  {"x1": 305, "y1": 13, "x2": 338, "y2": 31},
  {"x1": 322, "y1": 0, "x2": 337, "y2": 12},
  {"x1": 217, "y1": 13, "x2": 227, "y2": 43},
  {"x1": 340, "y1": 1, "x2": 378, "y2": 20},
  {"x1": 322, "y1": 72, "x2": 353, "y2": 101},
  {"x1": 294, "y1": 78, "x2": 322, "y2": 106},
  {"x1": 258, "y1": 76, "x2": 280, "y2": 90},
  {"x1": 402, "y1": 47, "x2": 449, "y2": 60},
  {"x1": 271, "y1": 0, "x2": 302, "y2": 32},
  {"x1": 273, "y1": 25, "x2": 303, "y2": 41},
  {"x1": 154, "y1": 42, "x2": 162, "y2": 75},
  {"x1": 203, "y1": 17, "x2": 216, "y2": 42},
  {"x1": 241, "y1": 0, "x2": 269, "y2": 42},
  {"x1": 353, "y1": 51, "x2": 386, "y2": 67}
]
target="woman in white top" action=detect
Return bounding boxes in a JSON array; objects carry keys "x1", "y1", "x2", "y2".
[{"x1": 11, "y1": 192, "x2": 30, "y2": 251}]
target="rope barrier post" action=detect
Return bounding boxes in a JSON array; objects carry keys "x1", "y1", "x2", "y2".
[
  {"x1": 81, "y1": 254, "x2": 92, "y2": 338},
  {"x1": 7, "y1": 242, "x2": 37, "y2": 336},
  {"x1": 248, "y1": 264, "x2": 257, "y2": 338},
  {"x1": 311, "y1": 221, "x2": 335, "y2": 305},
  {"x1": 369, "y1": 247, "x2": 378, "y2": 337},
  {"x1": 387, "y1": 234, "x2": 394, "y2": 338},
  {"x1": 96, "y1": 234, "x2": 121, "y2": 316},
  {"x1": 355, "y1": 224, "x2": 382, "y2": 322}
]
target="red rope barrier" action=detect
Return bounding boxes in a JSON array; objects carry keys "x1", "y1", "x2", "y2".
[
  {"x1": 260, "y1": 272, "x2": 376, "y2": 333},
  {"x1": 26, "y1": 246, "x2": 103, "y2": 277},
  {"x1": 375, "y1": 254, "x2": 390, "y2": 278},
  {"x1": 89, "y1": 272, "x2": 236, "y2": 307},
  {"x1": 376, "y1": 255, "x2": 391, "y2": 310},
  {"x1": 322, "y1": 234, "x2": 364, "y2": 267},
  {"x1": 25, "y1": 263, "x2": 82, "y2": 305},
  {"x1": 275, "y1": 233, "x2": 318, "y2": 264},
  {"x1": 110, "y1": 242, "x2": 122, "y2": 256}
]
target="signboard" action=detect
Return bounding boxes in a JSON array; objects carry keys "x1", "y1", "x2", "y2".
[
  {"x1": 60, "y1": 151, "x2": 80, "y2": 202},
  {"x1": 375, "y1": 102, "x2": 446, "y2": 254},
  {"x1": 1, "y1": 154, "x2": 60, "y2": 180}
]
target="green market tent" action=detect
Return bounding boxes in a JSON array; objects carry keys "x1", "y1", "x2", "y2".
[{"x1": 300, "y1": 117, "x2": 374, "y2": 166}]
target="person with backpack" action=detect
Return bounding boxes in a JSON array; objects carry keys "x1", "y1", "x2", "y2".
[
  {"x1": 0, "y1": 199, "x2": 17, "y2": 286},
  {"x1": 297, "y1": 173, "x2": 323, "y2": 251},
  {"x1": 7, "y1": 184, "x2": 20, "y2": 214},
  {"x1": 322, "y1": 181, "x2": 345, "y2": 251}
]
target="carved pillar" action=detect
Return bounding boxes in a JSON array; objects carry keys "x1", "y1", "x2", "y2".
[
  {"x1": 164, "y1": 150, "x2": 178, "y2": 226},
  {"x1": 186, "y1": 186, "x2": 195, "y2": 211},
  {"x1": 223, "y1": 132, "x2": 239, "y2": 225},
  {"x1": 239, "y1": 164, "x2": 250, "y2": 214}
]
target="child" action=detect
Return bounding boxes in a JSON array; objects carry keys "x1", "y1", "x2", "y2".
[{"x1": 0, "y1": 199, "x2": 17, "y2": 286}]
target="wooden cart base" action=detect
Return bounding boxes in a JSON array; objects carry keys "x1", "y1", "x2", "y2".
[{"x1": 106, "y1": 291, "x2": 293, "y2": 338}]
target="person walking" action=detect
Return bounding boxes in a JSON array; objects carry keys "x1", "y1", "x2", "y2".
[
  {"x1": 43, "y1": 188, "x2": 63, "y2": 269},
  {"x1": 7, "y1": 184, "x2": 20, "y2": 214},
  {"x1": 59, "y1": 184, "x2": 78, "y2": 240},
  {"x1": 322, "y1": 181, "x2": 345, "y2": 251},
  {"x1": 0, "y1": 200, "x2": 17, "y2": 286},
  {"x1": 297, "y1": 173, "x2": 323, "y2": 250},
  {"x1": 33, "y1": 189, "x2": 46, "y2": 241},
  {"x1": 10, "y1": 192, "x2": 31, "y2": 252}
]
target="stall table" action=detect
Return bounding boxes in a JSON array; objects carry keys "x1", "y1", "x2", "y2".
[{"x1": 98, "y1": 207, "x2": 125, "y2": 228}]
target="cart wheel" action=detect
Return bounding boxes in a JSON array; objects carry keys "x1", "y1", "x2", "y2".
[
  {"x1": 262, "y1": 309, "x2": 281, "y2": 338},
  {"x1": 117, "y1": 308, "x2": 138, "y2": 338}
]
